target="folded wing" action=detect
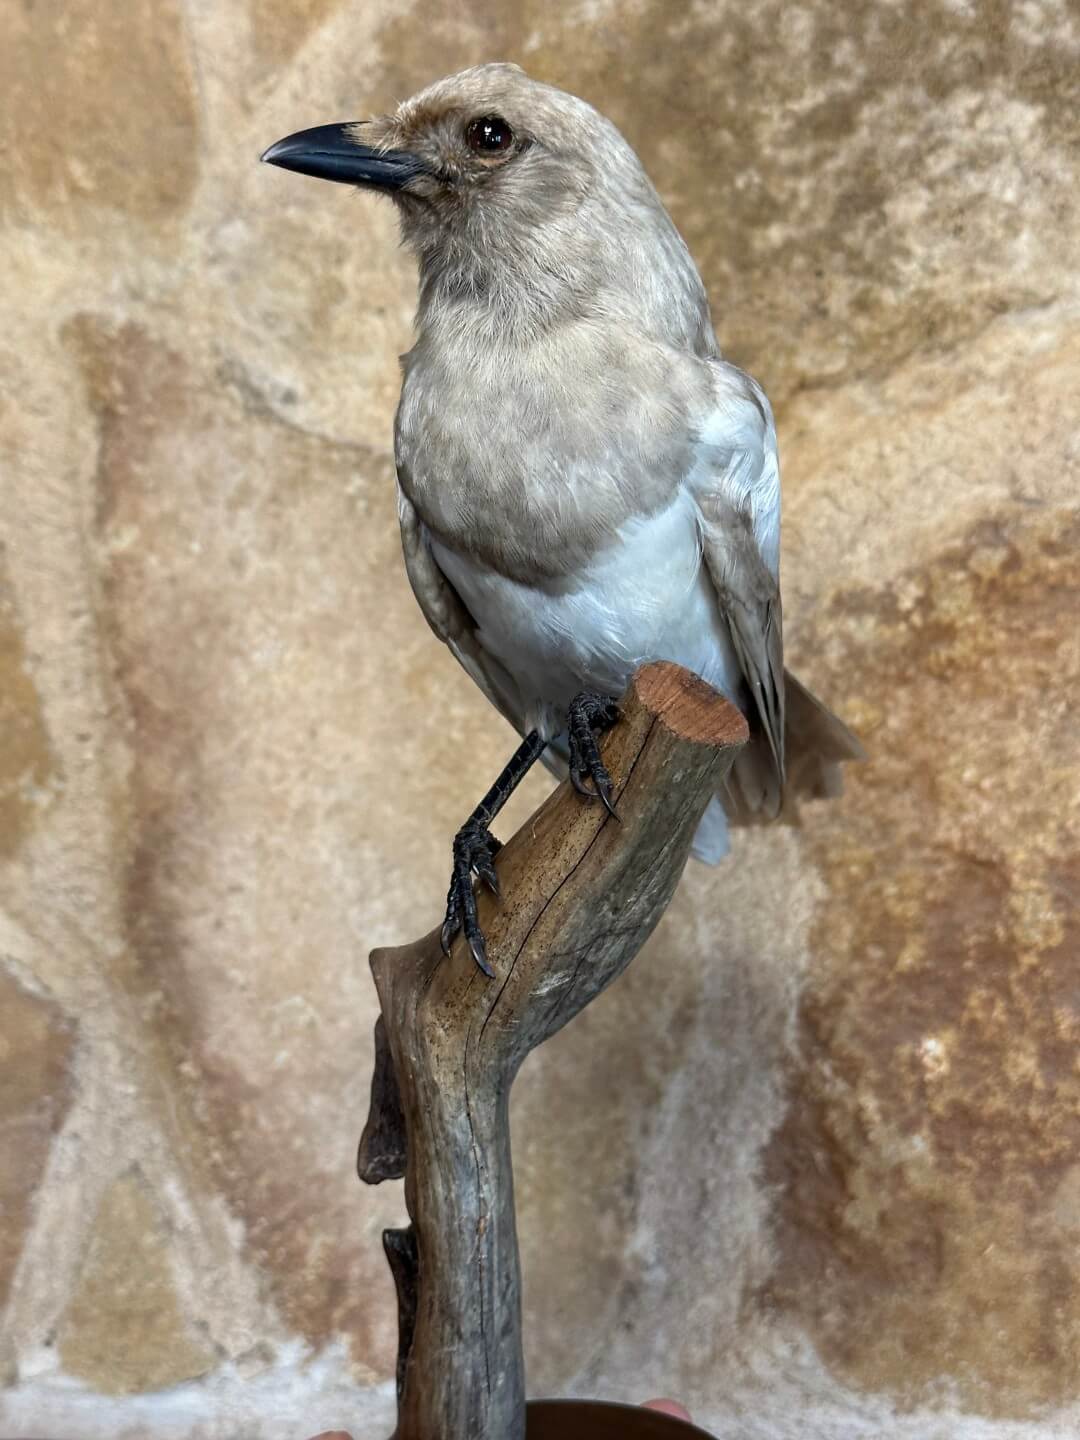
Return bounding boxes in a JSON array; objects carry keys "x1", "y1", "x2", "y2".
[
  {"x1": 397, "y1": 482, "x2": 525, "y2": 732},
  {"x1": 693, "y1": 363, "x2": 863, "y2": 823}
]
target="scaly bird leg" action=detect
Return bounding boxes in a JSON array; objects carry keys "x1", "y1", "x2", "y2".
[
  {"x1": 442, "y1": 730, "x2": 548, "y2": 976},
  {"x1": 442, "y1": 693, "x2": 621, "y2": 976},
  {"x1": 567, "y1": 691, "x2": 621, "y2": 818}
]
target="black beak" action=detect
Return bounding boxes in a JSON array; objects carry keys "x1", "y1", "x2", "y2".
[{"x1": 260, "y1": 123, "x2": 428, "y2": 191}]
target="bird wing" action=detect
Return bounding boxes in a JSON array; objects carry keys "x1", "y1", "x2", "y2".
[
  {"x1": 396, "y1": 481, "x2": 526, "y2": 733},
  {"x1": 691, "y1": 363, "x2": 786, "y2": 820}
]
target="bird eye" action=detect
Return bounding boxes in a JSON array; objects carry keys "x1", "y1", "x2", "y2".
[{"x1": 465, "y1": 115, "x2": 514, "y2": 155}]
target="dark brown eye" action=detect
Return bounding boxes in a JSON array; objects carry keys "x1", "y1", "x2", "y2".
[{"x1": 465, "y1": 115, "x2": 514, "y2": 155}]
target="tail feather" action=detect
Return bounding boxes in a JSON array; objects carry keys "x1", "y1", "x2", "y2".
[
  {"x1": 532, "y1": 672, "x2": 863, "y2": 865},
  {"x1": 720, "y1": 668, "x2": 864, "y2": 834},
  {"x1": 780, "y1": 668, "x2": 865, "y2": 813}
]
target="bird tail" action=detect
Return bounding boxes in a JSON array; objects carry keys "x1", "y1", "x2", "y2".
[
  {"x1": 704, "y1": 668, "x2": 865, "y2": 859},
  {"x1": 544, "y1": 671, "x2": 863, "y2": 866},
  {"x1": 780, "y1": 668, "x2": 866, "y2": 812}
]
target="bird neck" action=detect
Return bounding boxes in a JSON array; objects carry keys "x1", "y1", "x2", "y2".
[
  {"x1": 409, "y1": 192, "x2": 717, "y2": 357},
  {"x1": 413, "y1": 238, "x2": 592, "y2": 348}
]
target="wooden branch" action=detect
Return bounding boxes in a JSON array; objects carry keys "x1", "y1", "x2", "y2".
[
  {"x1": 359, "y1": 662, "x2": 747, "y2": 1440},
  {"x1": 358, "y1": 1015, "x2": 407, "y2": 1184}
]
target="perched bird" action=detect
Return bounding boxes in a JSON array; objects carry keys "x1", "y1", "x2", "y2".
[{"x1": 262, "y1": 63, "x2": 864, "y2": 974}]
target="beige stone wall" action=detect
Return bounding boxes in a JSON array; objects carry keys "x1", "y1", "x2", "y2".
[{"x1": 1, "y1": 1, "x2": 1078, "y2": 1436}]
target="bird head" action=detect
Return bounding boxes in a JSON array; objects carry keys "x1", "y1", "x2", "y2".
[
  {"x1": 263, "y1": 64, "x2": 603, "y2": 236},
  {"x1": 262, "y1": 63, "x2": 708, "y2": 342}
]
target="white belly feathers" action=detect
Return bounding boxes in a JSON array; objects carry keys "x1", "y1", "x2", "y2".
[{"x1": 429, "y1": 487, "x2": 743, "y2": 738}]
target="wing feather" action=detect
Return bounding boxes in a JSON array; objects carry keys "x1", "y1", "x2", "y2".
[
  {"x1": 396, "y1": 482, "x2": 525, "y2": 732},
  {"x1": 692, "y1": 364, "x2": 786, "y2": 818}
]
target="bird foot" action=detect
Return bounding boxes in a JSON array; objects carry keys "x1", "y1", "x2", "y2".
[
  {"x1": 441, "y1": 817, "x2": 502, "y2": 977},
  {"x1": 438, "y1": 700, "x2": 618, "y2": 977},
  {"x1": 568, "y1": 691, "x2": 621, "y2": 819}
]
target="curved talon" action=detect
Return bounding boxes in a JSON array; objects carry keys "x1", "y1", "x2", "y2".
[
  {"x1": 441, "y1": 819, "x2": 501, "y2": 976},
  {"x1": 570, "y1": 766, "x2": 593, "y2": 798},
  {"x1": 475, "y1": 857, "x2": 501, "y2": 897},
  {"x1": 595, "y1": 773, "x2": 621, "y2": 821},
  {"x1": 567, "y1": 690, "x2": 622, "y2": 821},
  {"x1": 469, "y1": 932, "x2": 494, "y2": 978}
]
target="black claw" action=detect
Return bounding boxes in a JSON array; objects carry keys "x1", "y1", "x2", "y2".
[
  {"x1": 441, "y1": 873, "x2": 462, "y2": 955},
  {"x1": 596, "y1": 777, "x2": 621, "y2": 822},
  {"x1": 441, "y1": 819, "x2": 501, "y2": 976},
  {"x1": 476, "y1": 858, "x2": 501, "y2": 897},
  {"x1": 469, "y1": 933, "x2": 495, "y2": 979},
  {"x1": 567, "y1": 690, "x2": 621, "y2": 819}
]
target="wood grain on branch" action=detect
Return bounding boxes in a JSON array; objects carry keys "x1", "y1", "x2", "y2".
[{"x1": 358, "y1": 662, "x2": 747, "y2": 1440}]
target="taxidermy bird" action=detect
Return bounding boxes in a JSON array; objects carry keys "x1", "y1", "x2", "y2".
[{"x1": 262, "y1": 63, "x2": 864, "y2": 974}]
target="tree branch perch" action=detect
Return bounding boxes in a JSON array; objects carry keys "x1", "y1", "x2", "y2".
[{"x1": 359, "y1": 662, "x2": 748, "y2": 1440}]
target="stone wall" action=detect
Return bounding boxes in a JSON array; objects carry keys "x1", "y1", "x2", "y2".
[{"x1": 1, "y1": 1, "x2": 1077, "y2": 1436}]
